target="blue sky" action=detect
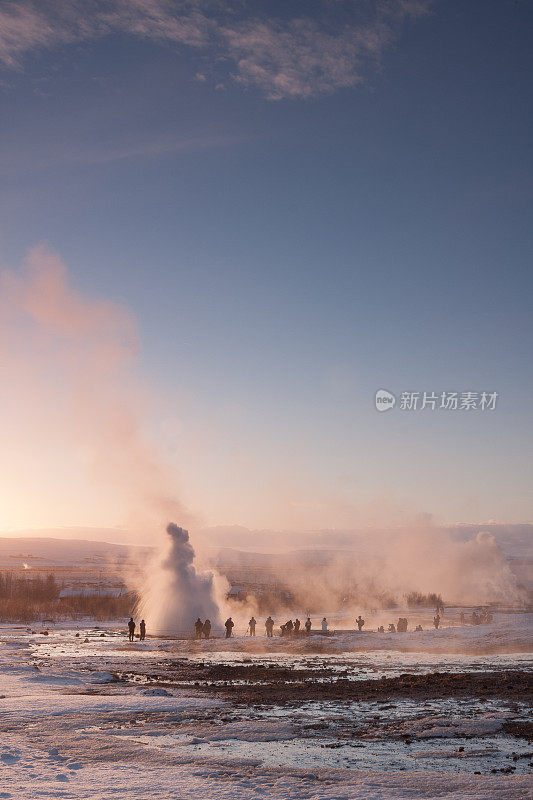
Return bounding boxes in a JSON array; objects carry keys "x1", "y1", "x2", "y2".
[{"x1": 0, "y1": 0, "x2": 532, "y2": 531}]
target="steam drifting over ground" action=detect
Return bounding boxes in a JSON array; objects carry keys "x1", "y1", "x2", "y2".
[{"x1": 196, "y1": 523, "x2": 528, "y2": 622}]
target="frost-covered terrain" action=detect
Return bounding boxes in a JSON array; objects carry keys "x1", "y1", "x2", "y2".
[{"x1": 0, "y1": 618, "x2": 531, "y2": 799}]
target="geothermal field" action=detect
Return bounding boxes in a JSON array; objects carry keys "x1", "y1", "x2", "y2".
[{"x1": 0, "y1": 525, "x2": 531, "y2": 800}]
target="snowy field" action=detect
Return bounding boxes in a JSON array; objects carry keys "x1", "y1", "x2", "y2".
[{"x1": 0, "y1": 616, "x2": 532, "y2": 799}]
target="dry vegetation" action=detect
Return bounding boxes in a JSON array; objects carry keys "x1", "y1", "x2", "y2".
[
  {"x1": 0, "y1": 572, "x2": 137, "y2": 622},
  {"x1": 405, "y1": 591, "x2": 443, "y2": 607}
]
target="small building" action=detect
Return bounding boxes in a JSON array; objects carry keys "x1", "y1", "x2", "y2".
[{"x1": 59, "y1": 587, "x2": 123, "y2": 600}]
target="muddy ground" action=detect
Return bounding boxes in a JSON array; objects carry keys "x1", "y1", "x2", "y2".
[{"x1": 118, "y1": 662, "x2": 532, "y2": 706}]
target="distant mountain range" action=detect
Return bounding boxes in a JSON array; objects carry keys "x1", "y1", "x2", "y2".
[
  {"x1": 0, "y1": 535, "x2": 152, "y2": 569},
  {"x1": 1, "y1": 522, "x2": 530, "y2": 565}
]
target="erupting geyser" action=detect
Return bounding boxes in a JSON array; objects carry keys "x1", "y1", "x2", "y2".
[{"x1": 140, "y1": 523, "x2": 222, "y2": 637}]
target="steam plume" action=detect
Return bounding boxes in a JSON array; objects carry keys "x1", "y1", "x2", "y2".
[
  {"x1": 0, "y1": 246, "x2": 222, "y2": 629},
  {"x1": 139, "y1": 524, "x2": 222, "y2": 636},
  {"x1": 0, "y1": 245, "x2": 186, "y2": 532}
]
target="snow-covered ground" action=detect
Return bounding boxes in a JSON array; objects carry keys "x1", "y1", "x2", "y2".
[{"x1": 0, "y1": 619, "x2": 531, "y2": 799}]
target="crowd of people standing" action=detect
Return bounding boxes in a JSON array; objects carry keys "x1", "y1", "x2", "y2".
[
  {"x1": 202, "y1": 614, "x2": 367, "y2": 638},
  {"x1": 124, "y1": 606, "x2": 469, "y2": 641}
]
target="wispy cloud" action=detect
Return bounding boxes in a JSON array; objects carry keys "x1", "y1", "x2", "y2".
[
  {"x1": 0, "y1": 0, "x2": 431, "y2": 99},
  {"x1": 0, "y1": 131, "x2": 246, "y2": 174},
  {"x1": 77, "y1": 132, "x2": 246, "y2": 164}
]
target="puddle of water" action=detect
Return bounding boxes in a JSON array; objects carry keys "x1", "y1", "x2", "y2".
[
  {"x1": 181, "y1": 649, "x2": 533, "y2": 676},
  {"x1": 245, "y1": 696, "x2": 531, "y2": 724}
]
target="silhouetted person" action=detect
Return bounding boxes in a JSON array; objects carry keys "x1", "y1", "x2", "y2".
[
  {"x1": 433, "y1": 614, "x2": 440, "y2": 629},
  {"x1": 285, "y1": 619, "x2": 294, "y2": 636},
  {"x1": 321, "y1": 617, "x2": 328, "y2": 633},
  {"x1": 128, "y1": 617, "x2": 135, "y2": 642},
  {"x1": 305, "y1": 617, "x2": 312, "y2": 634},
  {"x1": 415, "y1": 624, "x2": 423, "y2": 631},
  {"x1": 265, "y1": 616, "x2": 274, "y2": 637},
  {"x1": 377, "y1": 625, "x2": 384, "y2": 633},
  {"x1": 249, "y1": 617, "x2": 256, "y2": 637},
  {"x1": 195, "y1": 618, "x2": 203, "y2": 639},
  {"x1": 388, "y1": 623, "x2": 396, "y2": 633},
  {"x1": 139, "y1": 619, "x2": 146, "y2": 641},
  {"x1": 225, "y1": 617, "x2": 234, "y2": 638},
  {"x1": 356, "y1": 615, "x2": 365, "y2": 632},
  {"x1": 203, "y1": 619, "x2": 211, "y2": 639},
  {"x1": 460, "y1": 611, "x2": 465, "y2": 625},
  {"x1": 294, "y1": 618, "x2": 300, "y2": 634}
]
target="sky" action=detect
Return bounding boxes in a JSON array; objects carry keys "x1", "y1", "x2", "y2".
[{"x1": 0, "y1": 0, "x2": 532, "y2": 537}]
